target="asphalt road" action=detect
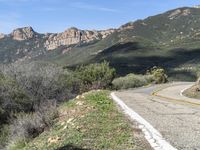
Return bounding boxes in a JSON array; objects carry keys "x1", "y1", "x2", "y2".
[{"x1": 115, "y1": 82, "x2": 200, "y2": 150}]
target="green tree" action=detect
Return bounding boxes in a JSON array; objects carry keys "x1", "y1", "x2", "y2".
[
  {"x1": 147, "y1": 66, "x2": 168, "y2": 84},
  {"x1": 75, "y1": 61, "x2": 116, "y2": 92}
]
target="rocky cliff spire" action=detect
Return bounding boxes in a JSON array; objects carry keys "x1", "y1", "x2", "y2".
[{"x1": 11, "y1": 26, "x2": 36, "y2": 41}]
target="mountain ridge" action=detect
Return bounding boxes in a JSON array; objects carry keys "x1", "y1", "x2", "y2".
[{"x1": 1, "y1": 6, "x2": 200, "y2": 80}]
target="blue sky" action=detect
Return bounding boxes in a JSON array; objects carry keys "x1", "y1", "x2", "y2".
[{"x1": 0, "y1": 0, "x2": 199, "y2": 33}]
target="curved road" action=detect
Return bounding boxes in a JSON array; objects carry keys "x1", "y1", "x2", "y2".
[{"x1": 114, "y1": 82, "x2": 200, "y2": 150}]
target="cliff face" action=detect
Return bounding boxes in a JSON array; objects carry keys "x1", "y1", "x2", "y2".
[
  {"x1": 11, "y1": 27, "x2": 37, "y2": 41},
  {"x1": 5, "y1": 26, "x2": 115, "y2": 50},
  {"x1": 44, "y1": 28, "x2": 115, "y2": 50},
  {"x1": 0, "y1": 26, "x2": 116, "y2": 63}
]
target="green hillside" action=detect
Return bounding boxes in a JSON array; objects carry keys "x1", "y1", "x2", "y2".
[
  {"x1": 50, "y1": 7, "x2": 200, "y2": 81},
  {"x1": 2, "y1": 7, "x2": 200, "y2": 80}
]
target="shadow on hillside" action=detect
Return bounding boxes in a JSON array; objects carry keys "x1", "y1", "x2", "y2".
[
  {"x1": 93, "y1": 43, "x2": 200, "y2": 80},
  {"x1": 56, "y1": 144, "x2": 90, "y2": 150},
  {"x1": 99, "y1": 42, "x2": 142, "y2": 54},
  {"x1": 168, "y1": 70, "x2": 197, "y2": 81}
]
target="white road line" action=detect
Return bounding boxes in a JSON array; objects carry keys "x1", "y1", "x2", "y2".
[{"x1": 111, "y1": 92, "x2": 177, "y2": 150}]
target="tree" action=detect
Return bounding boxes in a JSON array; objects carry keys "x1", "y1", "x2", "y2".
[
  {"x1": 75, "y1": 61, "x2": 116, "y2": 92},
  {"x1": 147, "y1": 66, "x2": 168, "y2": 84}
]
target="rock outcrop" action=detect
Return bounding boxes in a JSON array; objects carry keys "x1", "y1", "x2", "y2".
[
  {"x1": 6, "y1": 26, "x2": 115, "y2": 50},
  {"x1": 11, "y1": 26, "x2": 36, "y2": 41},
  {"x1": 44, "y1": 27, "x2": 115, "y2": 50},
  {"x1": 168, "y1": 8, "x2": 191, "y2": 20}
]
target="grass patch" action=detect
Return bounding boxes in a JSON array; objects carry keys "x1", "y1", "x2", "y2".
[{"x1": 14, "y1": 90, "x2": 148, "y2": 150}]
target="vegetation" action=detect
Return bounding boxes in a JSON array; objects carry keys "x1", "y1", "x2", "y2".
[
  {"x1": 0, "y1": 60, "x2": 167, "y2": 149},
  {"x1": 74, "y1": 61, "x2": 116, "y2": 92},
  {"x1": 15, "y1": 91, "x2": 149, "y2": 150},
  {"x1": 183, "y1": 84, "x2": 200, "y2": 99},
  {"x1": 0, "y1": 62, "x2": 70, "y2": 149},
  {"x1": 146, "y1": 66, "x2": 168, "y2": 84},
  {"x1": 8, "y1": 100, "x2": 58, "y2": 150},
  {"x1": 112, "y1": 74, "x2": 152, "y2": 90},
  {"x1": 183, "y1": 74, "x2": 200, "y2": 99},
  {"x1": 1, "y1": 8, "x2": 200, "y2": 81},
  {"x1": 2, "y1": 5, "x2": 200, "y2": 149},
  {"x1": 182, "y1": 66, "x2": 200, "y2": 99},
  {"x1": 112, "y1": 66, "x2": 168, "y2": 90},
  {"x1": 0, "y1": 61, "x2": 118, "y2": 149},
  {"x1": 51, "y1": 7, "x2": 200, "y2": 81},
  {"x1": 0, "y1": 73, "x2": 30, "y2": 123}
]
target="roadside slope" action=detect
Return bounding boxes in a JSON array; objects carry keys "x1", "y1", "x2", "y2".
[{"x1": 14, "y1": 90, "x2": 151, "y2": 150}]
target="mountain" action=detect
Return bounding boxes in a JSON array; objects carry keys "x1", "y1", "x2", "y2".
[
  {"x1": 1, "y1": 6, "x2": 200, "y2": 80},
  {"x1": 0, "y1": 26, "x2": 115, "y2": 63},
  {"x1": 52, "y1": 6, "x2": 200, "y2": 80}
]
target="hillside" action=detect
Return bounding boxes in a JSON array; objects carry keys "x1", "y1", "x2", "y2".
[
  {"x1": 8, "y1": 91, "x2": 151, "y2": 150},
  {"x1": 0, "y1": 27, "x2": 115, "y2": 63},
  {"x1": 2, "y1": 6, "x2": 200, "y2": 80},
  {"x1": 54, "y1": 7, "x2": 200, "y2": 80}
]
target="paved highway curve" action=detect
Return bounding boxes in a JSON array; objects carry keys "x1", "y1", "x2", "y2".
[{"x1": 114, "y1": 82, "x2": 200, "y2": 150}]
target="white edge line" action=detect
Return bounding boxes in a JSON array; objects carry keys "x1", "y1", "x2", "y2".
[{"x1": 111, "y1": 92, "x2": 177, "y2": 150}]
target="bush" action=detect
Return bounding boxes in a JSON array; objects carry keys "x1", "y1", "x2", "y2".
[
  {"x1": 0, "y1": 62, "x2": 74, "y2": 111},
  {"x1": 0, "y1": 125, "x2": 9, "y2": 149},
  {"x1": 112, "y1": 73, "x2": 152, "y2": 90},
  {"x1": 146, "y1": 66, "x2": 168, "y2": 84},
  {"x1": 75, "y1": 61, "x2": 116, "y2": 92},
  {"x1": 112, "y1": 67, "x2": 168, "y2": 90},
  {"x1": 9, "y1": 100, "x2": 58, "y2": 148},
  {"x1": 0, "y1": 62, "x2": 74, "y2": 149},
  {"x1": 34, "y1": 100, "x2": 59, "y2": 128},
  {"x1": 0, "y1": 73, "x2": 31, "y2": 123}
]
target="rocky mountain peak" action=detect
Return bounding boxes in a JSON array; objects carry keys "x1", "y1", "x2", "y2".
[
  {"x1": 44, "y1": 27, "x2": 115, "y2": 50},
  {"x1": 11, "y1": 26, "x2": 36, "y2": 41},
  {"x1": 168, "y1": 8, "x2": 192, "y2": 20}
]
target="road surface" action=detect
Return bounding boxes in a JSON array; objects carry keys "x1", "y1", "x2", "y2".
[{"x1": 114, "y1": 82, "x2": 200, "y2": 150}]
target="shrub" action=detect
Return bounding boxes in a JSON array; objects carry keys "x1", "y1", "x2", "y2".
[
  {"x1": 0, "y1": 73, "x2": 31, "y2": 123},
  {"x1": 10, "y1": 113, "x2": 44, "y2": 141},
  {"x1": 112, "y1": 73, "x2": 152, "y2": 90},
  {"x1": 146, "y1": 66, "x2": 168, "y2": 84},
  {"x1": 1, "y1": 62, "x2": 73, "y2": 108},
  {"x1": 112, "y1": 67, "x2": 168, "y2": 90},
  {"x1": 75, "y1": 61, "x2": 116, "y2": 92},
  {"x1": 34, "y1": 100, "x2": 59, "y2": 127},
  {"x1": 9, "y1": 100, "x2": 58, "y2": 148},
  {"x1": 15, "y1": 62, "x2": 69, "y2": 103},
  {"x1": 0, "y1": 62, "x2": 73, "y2": 149},
  {"x1": 0, "y1": 124, "x2": 9, "y2": 149}
]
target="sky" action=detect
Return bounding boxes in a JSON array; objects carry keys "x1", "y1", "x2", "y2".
[{"x1": 0, "y1": 0, "x2": 199, "y2": 34}]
